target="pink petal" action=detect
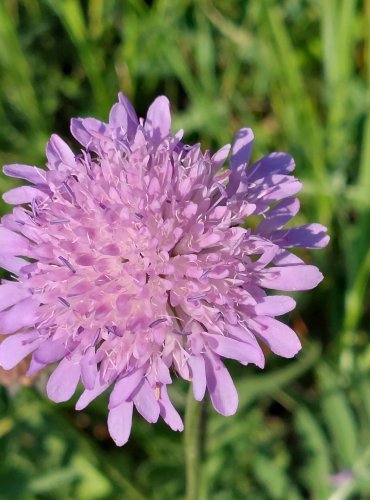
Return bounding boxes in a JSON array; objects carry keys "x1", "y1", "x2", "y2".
[
  {"x1": 227, "y1": 128, "x2": 254, "y2": 195},
  {"x1": 0, "y1": 227, "x2": 32, "y2": 256},
  {"x1": 188, "y1": 355, "x2": 206, "y2": 401},
  {"x1": 158, "y1": 385, "x2": 184, "y2": 431},
  {"x1": 259, "y1": 265, "x2": 323, "y2": 291},
  {"x1": 0, "y1": 298, "x2": 38, "y2": 334},
  {"x1": 118, "y1": 92, "x2": 139, "y2": 134},
  {"x1": 254, "y1": 295, "x2": 296, "y2": 316},
  {"x1": 110, "y1": 94, "x2": 138, "y2": 136},
  {"x1": 271, "y1": 224, "x2": 330, "y2": 249},
  {"x1": 3, "y1": 186, "x2": 46, "y2": 205},
  {"x1": 230, "y1": 128, "x2": 254, "y2": 169},
  {"x1": 70, "y1": 117, "x2": 109, "y2": 151},
  {"x1": 0, "y1": 255, "x2": 28, "y2": 274},
  {"x1": 257, "y1": 175, "x2": 302, "y2": 202},
  {"x1": 133, "y1": 380, "x2": 160, "y2": 423},
  {"x1": 80, "y1": 346, "x2": 98, "y2": 390},
  {"x1": 273, "y1": 250, "x2": 304, "y2": 266},
  {"x1": 145, "y1": 96, "x2": 171, "y2": 142},
  {"x1": 156, "y1": 358, "x2": 172, "y2": 384},
  {"x1": 257, "y1": 198, "x2": 300, "y2": 233},
  {"x1": 204, "y1": 351, "x2": 238, "y2": 416},
  {"x1": 251, "y1": 316, "x2": 301, "y2": 358},
  {"x1": 3, "y1": 164, "x2": 46, "y2": 184},
  {"x1": 248, "y1": 153, "x2": 295, "y2": 183},
  {"x1": 26, "y1": 356, "x2": 46, "y2": 376},
  {"x1": 109, "y1": 367, "x2": 146, "y2": 409},
  {"x1": 0, "y1": 331, "x2": 40, "y2": 369},
  {"x1": 212, "y1": 144, "x2": 231, "y2": 169},
  {"x1": 0, "y1": 283, "x2": 30, "y2": 312},
  {"x1": 108, "y1": 400, "x2": 134, "y2": 446},
  {"x1": 34, "y1": 337, "x2": 68, "y2": 364},
  {"x1": 47, "y1": 357, "x2": 81, "y2": 403},
  {"x1": 46, "y1": 134, "x2": 75, "y2": 168},
  {"x1": 205, "y1": 333, "x2": 264, "y2": 367},
  {"x1": 75, "y1": 377, "x2": 110, "y2": 410}
]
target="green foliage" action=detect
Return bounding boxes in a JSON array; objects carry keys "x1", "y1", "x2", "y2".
[{"x1": 0, "y1": 0, "x2": 370, "y2": 498}]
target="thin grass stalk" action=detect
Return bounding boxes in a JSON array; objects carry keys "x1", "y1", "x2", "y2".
[{"x1": 184, "y1": 389, "x2": 203, "y2": 500}]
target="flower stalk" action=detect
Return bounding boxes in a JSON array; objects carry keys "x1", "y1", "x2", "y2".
[{"x1": 184, "y1": 388, "x2": 203, "y2": 500}]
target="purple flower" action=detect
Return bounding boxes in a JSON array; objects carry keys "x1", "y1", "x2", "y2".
[{"x1": 0, "y1": 94, "x2": 328, "y2": 445}]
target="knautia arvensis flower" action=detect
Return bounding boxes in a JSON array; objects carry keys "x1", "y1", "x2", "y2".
[{"x1": 0, "y1": 94, "x2": 328, "y2": 445}]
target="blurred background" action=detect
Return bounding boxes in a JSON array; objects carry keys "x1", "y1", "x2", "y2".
[{"x1": 0, "y1": 0, "x2": 369, "y2": 498}]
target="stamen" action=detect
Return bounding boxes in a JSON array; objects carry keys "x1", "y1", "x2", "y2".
[
  {"x1": 200, "y1": 269, "x2": 211, "y2": 279},
  {"x1": 106, "y1": 325, "x2": 123, "y2": 337},
  {"x1": 92, "y1": 328, "x2": 101, "y2": 345},
  {"x1": 62, "y1": 181, "x2": 77, "y2": 203},
  {"x1": 173, "y1": 329, "x2": 191, "y2": 336},
  {"x1": 149, "y1": 318, "x2": 167, "y2": 328},
  {"x1": 58, "y1": 296, "x2": 70, "y2": 307},
  {"x1": 187, "y1": 294, "x2": 206, "y2": 302},
  {"x1": 58, "y1": 255, "x2": 76, "y2": 273},
  {"x1": 31, "y1": 198, "x2": 39, "y2": 218},
  {"x1": 50, "y1": 218, "x2": 70, "y2": 225}
]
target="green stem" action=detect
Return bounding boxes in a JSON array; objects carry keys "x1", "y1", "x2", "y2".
[{"x1": 184, "y1": 388, "x2": 203, "y2": 500}]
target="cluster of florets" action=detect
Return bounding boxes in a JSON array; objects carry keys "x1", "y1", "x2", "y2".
[{"x1": 0, "y1": 94, "x2": 328, "y2": 445}]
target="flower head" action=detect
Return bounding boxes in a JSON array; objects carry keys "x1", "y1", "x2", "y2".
[{"x1": 0, "y1": 94, "x2": 328, "y2": 445}]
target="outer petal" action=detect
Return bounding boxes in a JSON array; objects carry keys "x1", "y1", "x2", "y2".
[
  {"x1": 3, "y1": 164, "x2": 46, "y2": 184},
  {"x1": 75, "y1": 377, "x2": 111, "y2": 410},
  {"x1": 231, "y1": 128, "x2": 254, "y2": 169},
  {"x1": 46, "y1": 134, "x2": 75, "y2": 168},
  {"x1": 34, "y1": 337, "x2": 68, "y2": 364},
  {"x1": 144, "y1": 96, "x2": 171, "y2": 142},
  {"x1": 0, "y1": 283, "x2": 31, "y2": 312},
  {"x1": 254, "y1": 295, "x2": 296, "y2": 316},
  {"x1": 205, "y1": 333, "x2": 263, "y2": 367},
  {"x1": 227, "y1": 128, "x2": 254, "y2": 196},
  {"x1": 204, "y1": 351, "x2": 238, "y2": 416},
  {"x1": 259, "y1": 265, "x2": 323, "y2": 291},
  {"x1": 0, "y1": 331, "x2": 40, "y2": 369},
  {"x1": 47, "y1": 357, "x2": 81, "y2": 403},
  {"x1": 250, "y1": 316, "x2": 302, "y2": 358},
  {"x1": 26, "y1": 356, "x2": 46, "y2": 376},
  {"x1": 271, "y1": 224, "x2": 330, "y2": 249},
  {"x1": 0, "y1": 255, "x2": 28, "y2": 274},
  {"x1": 247, "y1": 152, "x2": 295, "y2": 183},
  {"x1": 110, "y1": 93, "x2": 139, "y2": 136},
  {"x1": 133, "y1": 380, "x2": 160, "y2": 423},
  {"x1": 119, "y1": 92, "x2": 139, "y2": 131},
  {"x1": 80, "y1": 346, "x2": 98, "y2": 390},
  {"x1": 70, "y1": 117, "x2": 109, "y2": 151},
  {"x1": 158, "y1": 385, "x2": 184, "y2": 431},
  {"x1": 250, "y1": 175, "x2": 302, "y2": 202},
  {"x1": 3, "y1": 186, "x2": 47, "y2": 205},
  {"x1": 0, "y1": 227, "x2": 32, "y2": 256},
  {"x1": 108, "y1": 400, "x2": 134, "y2": 447},
  {"x1": 257, "y1": 198, "x2": 300, "y2": 234},
  {"x1": 0, "y1": 298, "x2": 38, "y2": 334},
  {"x1": 273, "y1": 250, "x2": 304, "y2": 266},
  {"x1": 188, "y1": 355, "x2": 206, "y2": 401},
  {"x1": 212, "y1": 144, "x2": 231, "y2": 170},
  {"x1": 109, "y1": 367, "x2": 146, "y2": 409}
]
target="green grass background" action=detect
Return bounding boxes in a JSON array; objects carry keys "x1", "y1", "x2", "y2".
[{"x1": 0, "y1": 0, "x2": 370, "y2": 498}]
